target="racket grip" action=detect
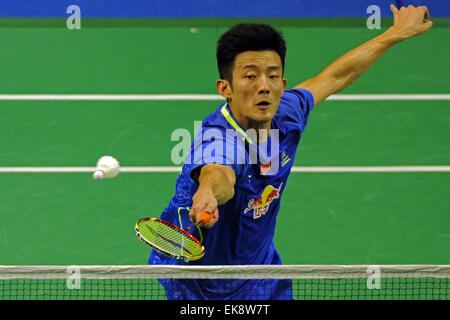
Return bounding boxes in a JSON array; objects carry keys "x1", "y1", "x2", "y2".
[{"x1": 199, "y1": 210, "x2": 216, "y2": 223}]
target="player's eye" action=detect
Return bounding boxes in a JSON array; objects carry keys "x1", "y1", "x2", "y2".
[{"x1": 246, "y1": 74, "x2": 256, "y2": 79}]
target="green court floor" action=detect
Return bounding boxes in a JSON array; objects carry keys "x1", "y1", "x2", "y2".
[{"x1": 0, "y1": 18, "x2": 448, "y2": 265}]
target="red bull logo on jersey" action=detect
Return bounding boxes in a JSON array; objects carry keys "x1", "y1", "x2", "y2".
[{"x1": 244, "y1": 182, "x2": 283, "y2": 219}]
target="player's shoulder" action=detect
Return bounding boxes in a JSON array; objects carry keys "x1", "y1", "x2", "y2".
[
  {"x1": 275, "y1": 88, "x2": 315, "y2": 132},
  {"x1": 201, "y1": 103, "x2": 229, "y2": 130},
  {"x1": 280, "y1": 88, "x2": 314, "y2": 110}
]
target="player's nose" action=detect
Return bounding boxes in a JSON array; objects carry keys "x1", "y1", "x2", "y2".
[{"x1": 257, "y1": 75, "x2": 270, "y2": 94}]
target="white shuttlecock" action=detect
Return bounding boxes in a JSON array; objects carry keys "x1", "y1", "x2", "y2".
[{"x1": 93, "y1": 156, "x2": 120, "y2": 180}]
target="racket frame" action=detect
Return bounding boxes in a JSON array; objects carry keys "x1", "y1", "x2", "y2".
[{"x1": 135, "y1": 217, "x2": 205, "y2": 261}]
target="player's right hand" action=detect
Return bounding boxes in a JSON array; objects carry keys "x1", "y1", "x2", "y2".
[{"x1": 189, "y1": 187, "x2": 220, "y2": 228}]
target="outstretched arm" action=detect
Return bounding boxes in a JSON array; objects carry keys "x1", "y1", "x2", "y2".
[
  {"x1": 295, "y1": 5, "x2": 433, "y2": 105},
  {"x1": 189, "y1": 163, "x2": 236, "y2": 228}
]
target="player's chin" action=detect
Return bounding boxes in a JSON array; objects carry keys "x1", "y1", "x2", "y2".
[{"x1": 252, "y1": 106, "x2": 275, "y2": 121}]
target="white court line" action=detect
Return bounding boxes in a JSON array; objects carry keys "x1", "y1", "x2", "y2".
[
  {"x1": 0, "y1": 94, "x2": 449, "y2": 101},
  {"x1": 290, "y1": 166, "x2": 450, "y2": 172},
  {"x1": 0, "y1": 94, "x2": 222, "y2": 101},
  {"x1": 0, "y1": 166, "x2": 449, "y2": 173}
]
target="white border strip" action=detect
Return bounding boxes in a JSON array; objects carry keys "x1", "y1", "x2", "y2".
[
  {"x1": 0, "y1": 166, "x2": 449, "y2": 173},
  {"x1": 0, "y1": 94, "x2": 449, "y2": 101},
  {"x1": 0, "y1": 265, "x2": 449, "y2": 280}
]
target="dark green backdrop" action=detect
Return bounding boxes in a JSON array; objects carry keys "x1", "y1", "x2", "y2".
[{"x1": 0, "y1": 18, "x2": 448, "y2": 265}]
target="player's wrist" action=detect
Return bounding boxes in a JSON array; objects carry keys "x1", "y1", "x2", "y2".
[{"x1": 380, "y1": 27, "x2": 407, "y2": 45}]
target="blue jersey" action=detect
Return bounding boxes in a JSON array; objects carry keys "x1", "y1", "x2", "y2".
[{"x1": 148, "y1": 88, "x2": 314, "y2": 299}]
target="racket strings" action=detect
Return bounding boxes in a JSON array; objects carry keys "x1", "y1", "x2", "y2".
[{"x1": 137, "y1": 219, "x2": 204, "y2": 260}]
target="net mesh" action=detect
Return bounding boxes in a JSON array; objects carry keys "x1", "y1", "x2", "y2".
[{"x1": 0, "y1": 265, "x2": 448, "y2": 300}]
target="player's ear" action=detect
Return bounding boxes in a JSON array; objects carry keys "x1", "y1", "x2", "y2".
[
  {"x1": 216, "y1": 79, "x2": 232, "y2": 99},
  {"x1": 282, "y1": 78, "x2": 287, "y2": 90}
]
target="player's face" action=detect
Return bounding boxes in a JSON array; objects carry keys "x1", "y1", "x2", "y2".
[{"x1": 227, "y1": 50, "x2": 286, "y2": 130}]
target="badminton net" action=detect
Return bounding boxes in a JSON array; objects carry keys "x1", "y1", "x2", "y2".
[{"x1": 0, "y1": 264, "x2": 448, "y2": 300}]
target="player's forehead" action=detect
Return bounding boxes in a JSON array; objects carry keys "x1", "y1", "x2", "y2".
[{"x1": 233, "y1": 50, "x2": 282, "y2": 72}]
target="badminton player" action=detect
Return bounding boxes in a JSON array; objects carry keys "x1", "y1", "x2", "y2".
[{"x1": 148, "y1": 5, "x2": 432, "y2": 299}]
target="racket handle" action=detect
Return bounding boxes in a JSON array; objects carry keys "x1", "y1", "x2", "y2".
[
  {"x1": 199, "y1": 211, "x2": 214, "y2": 223},
  {"x1": 184, "y1": 210, "x2": 219, "y2": 231}
]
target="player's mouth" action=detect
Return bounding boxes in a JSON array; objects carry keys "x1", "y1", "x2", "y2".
[{"x1": 255, "y1": 101, "x2": 271, "y2": 110}]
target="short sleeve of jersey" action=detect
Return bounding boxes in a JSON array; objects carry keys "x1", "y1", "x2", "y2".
[
  {"x1": 278, "y1": 88, "x2": 315, "y2": 133},
  {"x1": 183, "y1": 125, "x2": 247, "y2": 184}
]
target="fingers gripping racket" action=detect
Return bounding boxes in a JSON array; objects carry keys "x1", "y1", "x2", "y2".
[{"x1": 135, "y1": 211, "x2": 215, "y2": 261}]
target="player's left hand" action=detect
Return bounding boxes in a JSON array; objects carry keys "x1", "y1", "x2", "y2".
[{"x1": 390, "y1": 4, "x2": 433, "y2": 39}]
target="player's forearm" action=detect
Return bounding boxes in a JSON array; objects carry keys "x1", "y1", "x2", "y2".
[
  {"x1": 197, "y1": 164, "x2": 236, "y2": 205},
  {"x1": 295, "y1": 5, "x2": 432, "y2": 105},
  {"x1": 319, "y1": 28, "x2": 402, "y2": 94}
]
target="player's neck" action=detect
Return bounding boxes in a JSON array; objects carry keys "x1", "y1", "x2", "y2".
[
  {"x1": 227, "y1": 102, "x2": 271, "y2": 144},
  {"x1": 247, "y1": 119, "x2": 271, "y2": 144}
]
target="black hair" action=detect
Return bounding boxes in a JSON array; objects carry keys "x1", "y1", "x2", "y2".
[{"x1": 216, "y1": 23, "x2": 287, "y2": 82}]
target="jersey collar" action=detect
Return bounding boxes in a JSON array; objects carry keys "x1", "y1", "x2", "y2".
[{"x1": 220, "y1": 103, "x2": 254, "y2": 145}]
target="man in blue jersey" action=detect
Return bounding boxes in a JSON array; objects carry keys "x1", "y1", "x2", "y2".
[{"x1": 148, "y1": 5, "x2": 432, "y2": 299}]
